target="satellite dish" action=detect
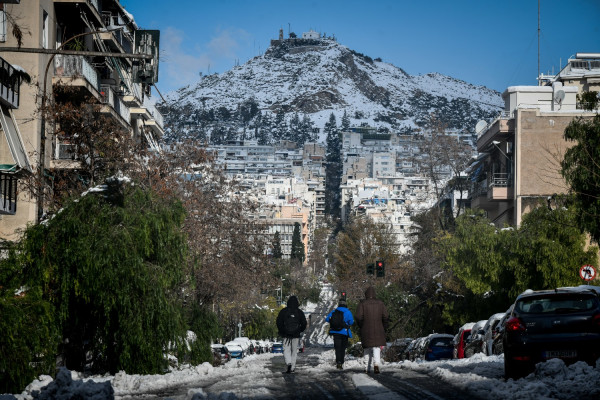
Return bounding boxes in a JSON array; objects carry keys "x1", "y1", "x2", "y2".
[
  {"x1": 554, "y1": 90, "x2": 565, "y2": 104},
  {"x1": 475, "y1": 120, "x2": 487, "y2": 135}
]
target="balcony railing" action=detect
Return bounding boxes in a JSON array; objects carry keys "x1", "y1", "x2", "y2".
[
  {"x1": 490, "y1": 173, "x2": 510, "y2": 187},
  {"x1": 54, "y1": 55, "x2": 100, "y2": 92},
  {"x1": 100, "y1": 85, "x2": 130, "y2": 123},
  {"x1": 147, "y1": 104, "x2": 164, "y2": 128}
]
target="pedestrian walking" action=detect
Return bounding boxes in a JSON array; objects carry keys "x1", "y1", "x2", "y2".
[
  {"x1": 276, "y1": 295, "x2": 307, "y2": 373},
  {"x1": 326, "y1": 298, "x2": 354, "y2": 369},
  {"x1": 355, "y1": 286, "x2": 389, "y2": 374}
]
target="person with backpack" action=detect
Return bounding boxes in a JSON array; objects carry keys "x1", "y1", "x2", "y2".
[
  {"x1": 356, "y1": 286, "x2": 389, "y2": 374},
  {"x1": 276, "y1": 295, "x2": 307, "y2": 373},
  {"x1": 326, "y1": 298, "x2": 354, "y2": 369}
]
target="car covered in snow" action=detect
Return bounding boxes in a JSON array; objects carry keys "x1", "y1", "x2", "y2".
[
  {"x1": 224, "y1": 342, "x2": 245, "y2": 359},
  {"x1": 453, "y1": 322, "x2": 475, "y2": 359}
]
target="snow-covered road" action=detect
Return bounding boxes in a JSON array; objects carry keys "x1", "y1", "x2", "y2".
[{"x1": 12, "y1": 347, "x2": 600, "y2": 400}]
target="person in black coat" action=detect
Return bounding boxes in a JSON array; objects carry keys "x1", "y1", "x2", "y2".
[{"x1": 276, "y1": 295, "x2": 307, "y2": 373}]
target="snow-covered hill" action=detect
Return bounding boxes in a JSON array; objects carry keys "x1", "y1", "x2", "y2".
[{"x1": 161, "y1": 37, "x2": 503, "y2": 143}]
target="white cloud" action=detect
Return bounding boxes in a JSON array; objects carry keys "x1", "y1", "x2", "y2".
[{"x1": 157, "y1": 27, "x2": 252, "y2": 93}]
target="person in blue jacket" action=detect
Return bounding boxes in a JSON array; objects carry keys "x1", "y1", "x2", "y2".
[{"x1": 326, "y1": 298, "x2": 354, "y2": 369}]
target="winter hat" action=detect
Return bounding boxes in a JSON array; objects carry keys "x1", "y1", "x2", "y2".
[{"x1": 338, "y1": 299, "x2": 347, "y2": 307}]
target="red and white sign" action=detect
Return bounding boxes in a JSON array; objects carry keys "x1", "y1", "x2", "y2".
[{"x1": 579, "y1": 265, "x2": 596, "y2": 281}]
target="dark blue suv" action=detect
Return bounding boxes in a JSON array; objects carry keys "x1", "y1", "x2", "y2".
[{"x1": 503, "y1": 286, "x2": 600, "y2": 379}]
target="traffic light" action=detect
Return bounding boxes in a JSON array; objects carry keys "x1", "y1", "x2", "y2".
[
  {"x1": 376, "y1": 260, "x2": 385, "y2": 277},
  {"x1": 366, "y1": 263, "x2": 374, "y2": 275},
  {"x1": 340, "y1": 291, "x2": 347, "y2": 300}
]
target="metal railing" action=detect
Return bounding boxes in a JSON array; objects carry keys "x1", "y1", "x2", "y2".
[
  {"x1": 54, "y1": 55, "x2": 100, "y2": 92},
  {"x1": 490, "y1": 173, "x2": 511, "y2": 187}
]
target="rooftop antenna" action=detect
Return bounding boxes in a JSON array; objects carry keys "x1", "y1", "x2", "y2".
[{"x1": 538, "y1": 0, "x2": 542, "y2": 86}]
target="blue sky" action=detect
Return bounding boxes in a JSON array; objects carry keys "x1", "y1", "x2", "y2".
[{"x1": 122, "y1": 0, "x2": 600, "y2": 95}]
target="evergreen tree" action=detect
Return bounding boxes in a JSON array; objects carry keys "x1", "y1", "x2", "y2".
[
  {"x1": 341, "y1": 109, "x2": 351, "y2": 132},
  {"x1": 560, "y1": 114, "x2": 600, "y2": 243},
  {"x1": 289, "y1": 112, "x2": 301, "y2": 143},
  {"x1": 258, "y1": 112, "x2": 273, "y2": 145},
  {"x1": 273, "y1": 110, "x2": 288, "y2": 142},
  {"x1": 272, "y1": 231, "x2": 283, "y2": 259},
  {"x1": 1, "y1": 181, "x2": 191, "y2": 376},
  {"x1": 291, "y1": 222, "x2": 305, "y2": 263},
  {"x1": 324, "y1": 113, "x2": 342, "y2": 219},
  {"x1": 299, "y1": 114, "x2": 314, "y2": 145}
]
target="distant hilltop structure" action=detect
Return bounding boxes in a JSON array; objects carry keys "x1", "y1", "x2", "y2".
[{"x1": 270, "y1": 28, "x2": 336, "y2": 47}]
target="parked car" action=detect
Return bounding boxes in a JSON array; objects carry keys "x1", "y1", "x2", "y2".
[
  {"x1": 224, "y1": 342, "x2": 245, "y2": 359},
  {"x1": 422, "y1": 333, "x2": 454, "y2": 361},
  {"x1": 453, "y1": 322, "x2": 475, "y2": 359},
  {"x1": 503, "y1": 286, "x2": 600, "y2": 380},
  {"x1": 491, "y1": 305, "x2": 514, "y2": 356},
  {"x1": 211, "y1": 344, "x2": 230, "y2": 364},
  {"x1": 410, "y1": 337, "x2": 428, "y2": 361},
  {"x1": 401, "y1": 339, "x2": 418, "y2": 361},
  {"x1": 482, "y1": 313, "x2": 507, "y2": 356},
  {"x1": 463, "y1": 320, "x2": 487, "y2": 358},
  {"x1": 385, "y1": 338, "x2": 413, "y2": 362},
  {"x1": 272, "y1": 342, "x2": 284, "y2": 353},
  {"x1": 232, "y1": 337, "x2": 253, "y2": 355}
]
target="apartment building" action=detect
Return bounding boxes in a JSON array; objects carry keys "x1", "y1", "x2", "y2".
[
  {"x1": 470, "y1": 53, "x2": 600, "y2": 227},
  {"x1": 0, "y1": 0, "x2": 163, "y2": 239}
]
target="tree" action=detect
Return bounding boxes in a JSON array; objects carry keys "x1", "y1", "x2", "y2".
[
  {"x1": 332, "y1": 215, "x2": 399, "y2": 298},
  {"x1": 325, "y1": 113, "x2": 342, "y2": 220},
  {"x1": 272, "y1": 231, "x2": 283, "y2": 259},
  {"x1": 560, "y1": 114, "x2": 600, "y2": 244},
  {"x1": 291, "y1": 222, "x2": 305, "y2": 263},
  {"x1": 273, "y1": 109, "x2": 288, "y2": 142},
  {"x1": 417, "y1": 115, "x2": 473, "y2": 226},
  {"x1": 341, "y1": 109, "x2": 351, "y2": 132},
  {"x1": 1, "y1": 181, "x2": 190, "y2": 376},
  {"x1": 440, "y1": 205, "x2": 598, "y2": 325}
]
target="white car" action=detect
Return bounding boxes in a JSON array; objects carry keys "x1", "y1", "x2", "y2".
[{"x1": 481, "y1": 313, "x2": 506, "y2": 355}]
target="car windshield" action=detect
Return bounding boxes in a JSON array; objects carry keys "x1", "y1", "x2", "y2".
[
  {"x1": 516, "y1": 293, "x2": 598, "y2": 314},
  {"x1": 430, "y1": 337, "x2": 453, "y2": 347}
]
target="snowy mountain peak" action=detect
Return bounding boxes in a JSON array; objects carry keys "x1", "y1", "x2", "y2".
[{"x1": 162, "y1": 36, "x2": 503, "y2": 141}]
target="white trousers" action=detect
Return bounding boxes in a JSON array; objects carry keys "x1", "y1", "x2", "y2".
[
  {"x1": 283, "y1": 337, "x2": 299, "y2": 369},
  {"x1": 364, "y1": 346, "x2": 381, "y2": 369}
]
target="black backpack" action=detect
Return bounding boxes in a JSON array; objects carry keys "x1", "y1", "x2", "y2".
[
  {"x1": 283, "y1": 311, "x2": 301, "y2": 336},
  {"x1": 329, "y1": 309, "x2": 347, "y2": 331}
]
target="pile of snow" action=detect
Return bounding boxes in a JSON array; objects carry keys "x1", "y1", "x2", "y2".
[
  {"x1": 398, "y1": 353, "x2": 600, "y2": 400},
  {"x1": 6, "y1": 350, "x2": 600, "y2": 399}
]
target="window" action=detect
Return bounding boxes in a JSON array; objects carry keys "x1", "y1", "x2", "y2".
[
  {"x1": 42, "y1": 10, "x2": 49, "y2": 49},
  {"x1": 0, "y1": 10, "x2": 6, "y2": 42}
]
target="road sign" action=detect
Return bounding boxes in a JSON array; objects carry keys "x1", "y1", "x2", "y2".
[{"x1": 579, "y1": 265, "x2": 596, "y2": 281}]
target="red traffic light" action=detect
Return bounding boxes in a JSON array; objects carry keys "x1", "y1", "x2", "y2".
[{"x1": 377, "y1": 261, "x2": 383, "y2": 267}]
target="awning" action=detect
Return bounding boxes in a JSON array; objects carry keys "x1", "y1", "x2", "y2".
[{"x1": 1, "y1": 103, "x2": 32, "y2": 172}]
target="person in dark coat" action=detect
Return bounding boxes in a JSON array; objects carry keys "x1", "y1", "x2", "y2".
[
  {"x1": 355, "y1": 286, "x2": 389, "y2": 374},
  {"x1": 276, "y1": 295, "x2": 307, "y2": 373},
  {"x1": 326, "y1": 298, "x2": 354, "y2": 369}
]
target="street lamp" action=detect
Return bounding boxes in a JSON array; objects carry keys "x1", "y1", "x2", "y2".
[
  {"x1": 492, "y1": 141, "x2": 511, "y2": 161},
  {"x1": 37, "y1": 27, "x2": 124, "y2": 222}
]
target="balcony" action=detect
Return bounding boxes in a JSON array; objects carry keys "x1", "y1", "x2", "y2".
[
  {"x1": 487, "y1": 173, "x2": 513, "y2": 201},
  {"x1": 477, "y1": 112, "x2": 514, "y2": 152},
  {"x1": 54, "y1": 55, "x2": 100, "y2": 95},
  {"x1": 99, "y1": 85, "x2": 130, "y2": 127},
  {"x1": 0, "y1": 56, "x2": 20, "y2": 108}
]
